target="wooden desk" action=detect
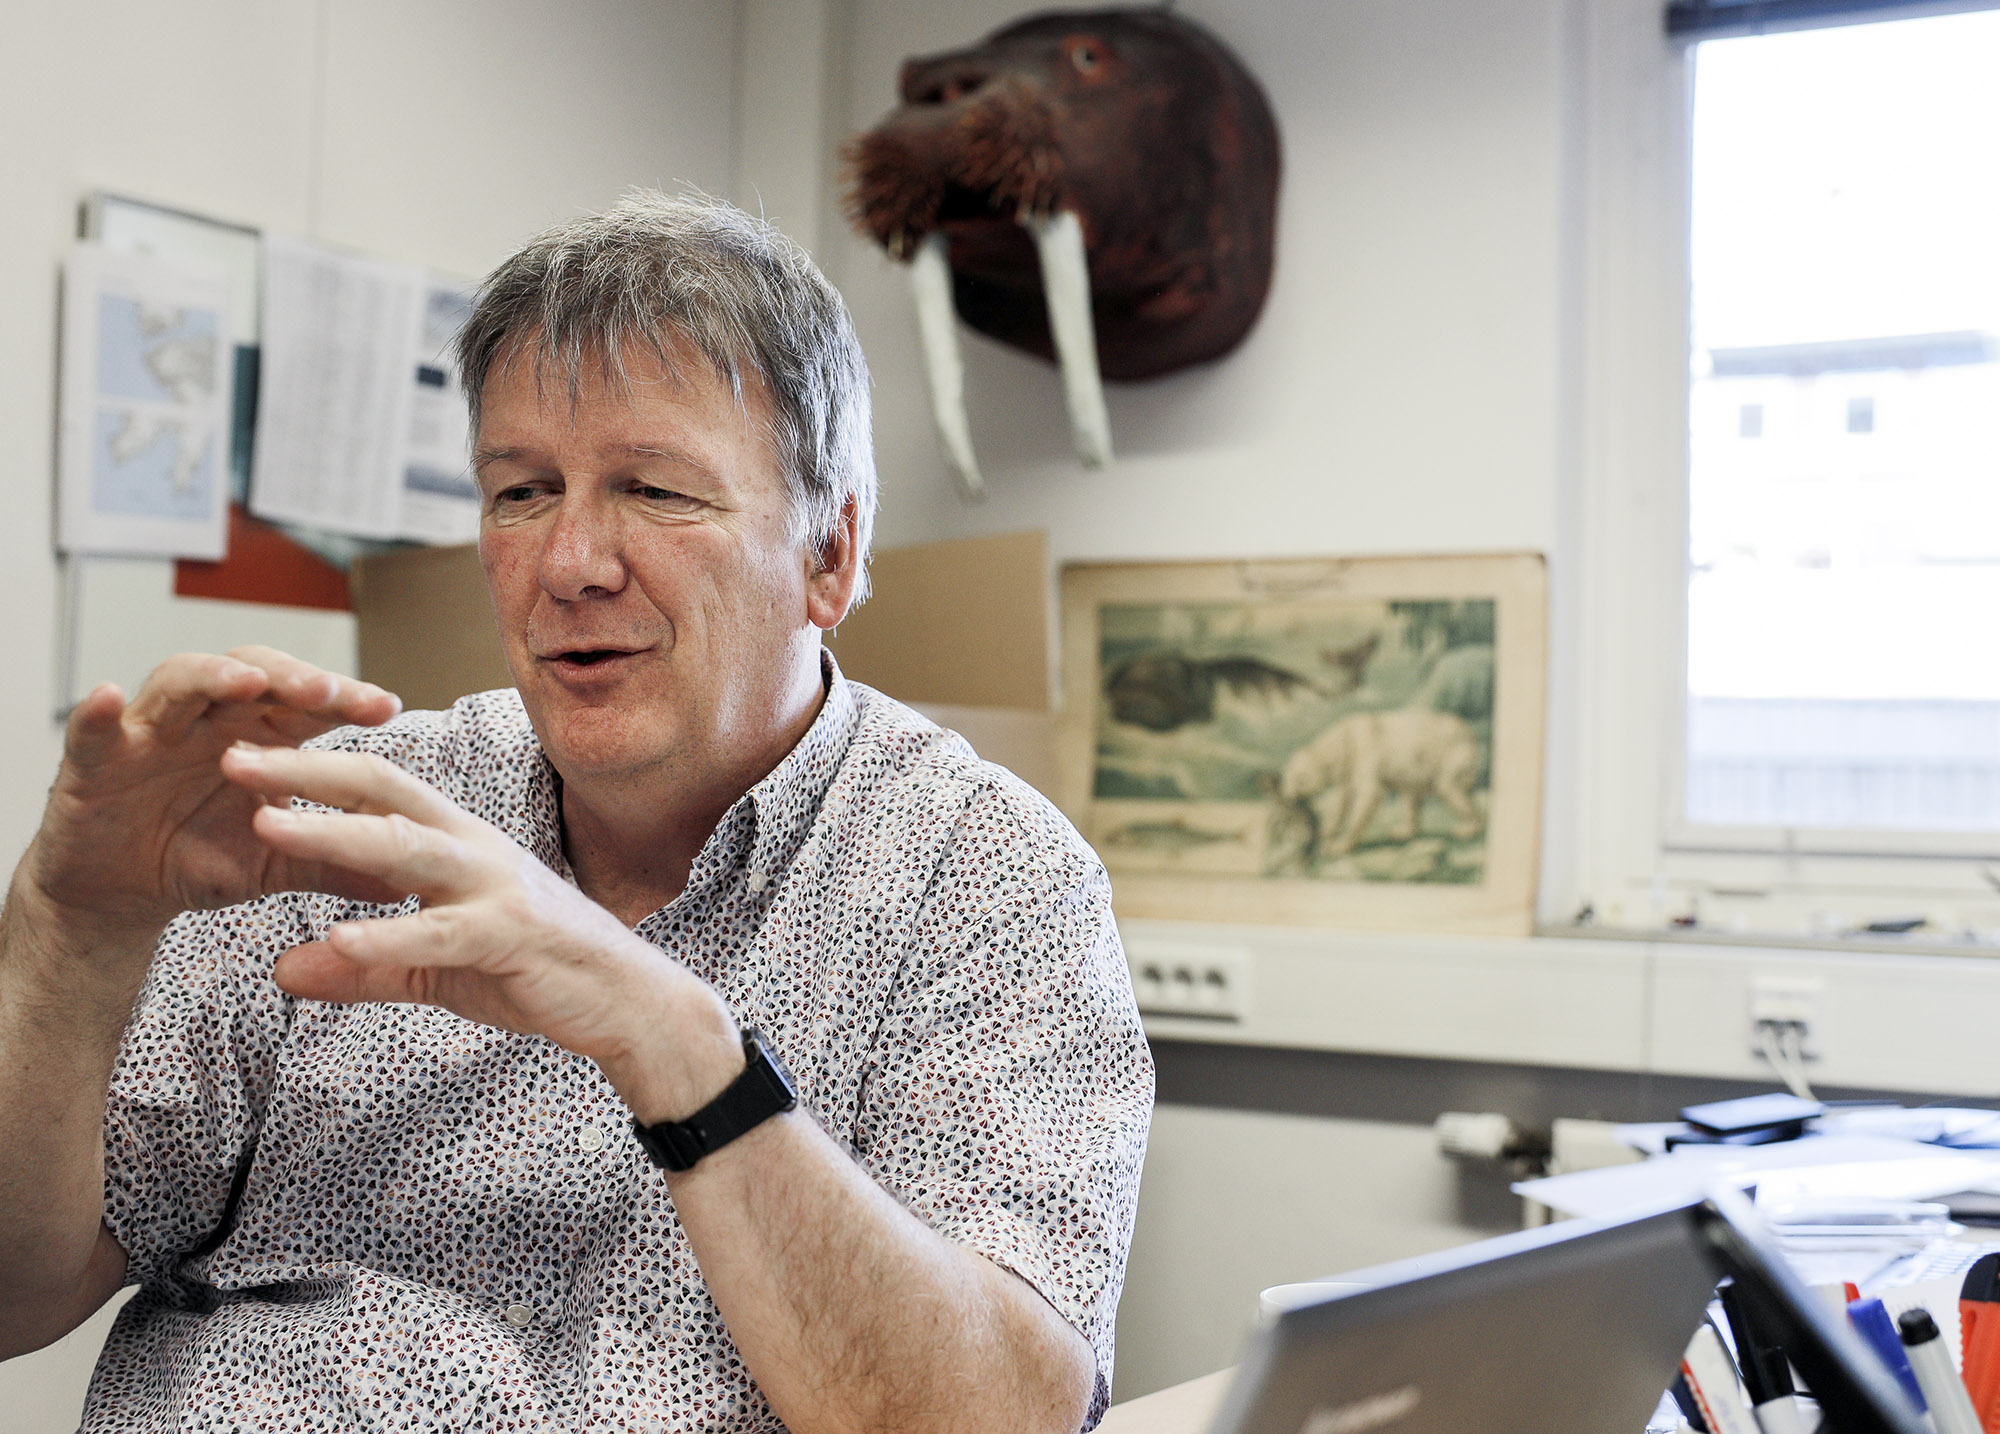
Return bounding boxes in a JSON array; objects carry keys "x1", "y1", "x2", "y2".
[{"x1": 1097, "y1": 1368, "x2": 1234, "y2": 1434}]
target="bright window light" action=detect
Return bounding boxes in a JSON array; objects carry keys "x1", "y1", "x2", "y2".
[{"x1": 1687, "y1": 10, "x2": 2000, "y2": 833}]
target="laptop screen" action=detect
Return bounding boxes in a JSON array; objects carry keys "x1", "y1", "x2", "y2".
[{"x1": 1207, "y1": 1189, "x2": 1925, "y2": 1434}]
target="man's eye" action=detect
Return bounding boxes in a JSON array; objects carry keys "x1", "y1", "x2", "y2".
[
  {"x1": 494, "y1": 485, "x2": 540, "y2": 504},
  {"x1": 637, "y1": 485, "x2": 694, "y2": 504}
]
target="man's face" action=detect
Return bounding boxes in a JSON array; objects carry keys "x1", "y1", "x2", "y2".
[{"x1": 473, "y1": 339, "x2": 844, "y2": 800}]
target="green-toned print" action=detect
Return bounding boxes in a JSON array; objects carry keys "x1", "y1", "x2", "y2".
[{"x1": 1091, "y1": 597, "x2": 1496, "y2": 885}]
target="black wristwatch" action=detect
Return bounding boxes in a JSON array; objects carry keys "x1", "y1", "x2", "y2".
[{"x1": 630, "y1": 1028, "x2": 798, "y2": 1173}]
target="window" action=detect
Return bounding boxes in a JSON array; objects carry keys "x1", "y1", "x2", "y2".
[{"x1": 1683, "y1": 11, "x2": 2000, "y2": 839}]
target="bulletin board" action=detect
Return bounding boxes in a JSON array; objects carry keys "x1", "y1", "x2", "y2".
[
  {"x1": 58, "y1": 192, "x2": 479, "y2": 714},
  {"x1": 59, "y1": 193, "x2": 362, "y2": 713}
]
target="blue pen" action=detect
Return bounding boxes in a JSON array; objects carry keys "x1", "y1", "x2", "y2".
[
  {"x1": 1847, "y1": 1297, "x2": 1926, "y2": 1411},
  {"x1": 1669, "y1": 1371, "x2": 1711, "y2": 1432}
]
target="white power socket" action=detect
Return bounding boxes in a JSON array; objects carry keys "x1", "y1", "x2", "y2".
[
  {"x1": 1749, "y1": 973, "x2": 1822, "y2": 1062},
  {"x1": 1126, "y1": 941, "x2": 1252, "y2": 1022},
  {"x1": 1749, "y1": 973, "x2": 1822, "y2": 1025}
]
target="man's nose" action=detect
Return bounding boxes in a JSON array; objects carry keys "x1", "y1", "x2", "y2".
[{"x1": 538, "y1": 495, "x2": 628, "y2": 600}]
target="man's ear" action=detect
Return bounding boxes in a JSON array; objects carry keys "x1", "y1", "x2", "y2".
[{"x1": 805, "y1": 496, "x2": 863, "y2": 632}]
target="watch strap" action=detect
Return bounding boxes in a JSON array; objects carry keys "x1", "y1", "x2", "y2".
[{"x1": 631, "y1": 1028, "x2": 797, "y2": 1173}]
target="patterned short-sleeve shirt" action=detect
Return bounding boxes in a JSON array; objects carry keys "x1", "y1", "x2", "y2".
[{"x1": 86, "y1": 666, "x2": 1154, "y2": 1432}]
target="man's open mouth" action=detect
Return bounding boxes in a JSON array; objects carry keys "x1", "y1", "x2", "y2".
[{"x1": 555, "y1": 649, "x2": 634, "y2": 666}]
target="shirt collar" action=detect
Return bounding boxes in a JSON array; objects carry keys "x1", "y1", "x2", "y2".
[{"x1": 680, "y1": 650, "x2": 860, "y2": 899}]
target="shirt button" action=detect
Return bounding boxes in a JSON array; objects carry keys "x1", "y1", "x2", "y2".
[
  {"x1": 503, "y1": 1302, "x2": 534, "y2": 1328},
  {"x1": 746, "y1": 870, "x2": 769, "y2": 894},
  {"x1": 577, "y1": 1124, "x2": 606, "y2": 1153}
]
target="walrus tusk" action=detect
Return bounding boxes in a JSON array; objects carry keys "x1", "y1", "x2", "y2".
[
  {"x1": 1025, "y1": 209, "x2": 1113, "y2": 468},
  {"x1": 907, "y1": 232, "x2": 983, "y2": 498}
]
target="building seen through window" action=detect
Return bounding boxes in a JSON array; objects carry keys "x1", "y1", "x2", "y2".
[{"x1": 1686, "y1": 10, "x2": 2000, "y2": 835}]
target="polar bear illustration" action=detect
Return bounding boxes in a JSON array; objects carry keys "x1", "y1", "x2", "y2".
[{"x1": 1276, "y1": 706, "x2": 1485, "y2": 862}]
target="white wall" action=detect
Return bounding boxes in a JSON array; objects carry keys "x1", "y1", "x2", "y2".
[{"x1": 0, "y1": 1, "x2": 737, "y2": 1424}]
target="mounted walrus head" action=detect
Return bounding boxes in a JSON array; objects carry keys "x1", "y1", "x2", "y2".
[{"x1": 845, "y1": 7, "x2": 1282, "y2": 494}]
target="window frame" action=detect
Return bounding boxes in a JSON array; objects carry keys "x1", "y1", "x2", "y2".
[{"x1": 1558, "y1": 0, "x2": 2000, "y2": 935}]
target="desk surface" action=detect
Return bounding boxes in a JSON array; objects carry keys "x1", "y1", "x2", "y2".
[{"x1": 1098, "y1": 1368, "x2": 1234, "y2": 1434}]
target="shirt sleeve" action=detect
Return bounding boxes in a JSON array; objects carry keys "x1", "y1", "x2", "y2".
[
  {"x1": 101, "y1": 896, "x2": 307, "y2": 1291},
  {"x1": 853, "y1": 787, "x2": 1154, "y2": 1428}
]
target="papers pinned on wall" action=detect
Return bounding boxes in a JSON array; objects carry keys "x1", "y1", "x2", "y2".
[
  {"x1": 401, "y1": 283, "x2": 480, "y2": 545},
  {"x1": 90, "y1": 194, "x2": 262, "y2": 507},
  {"x1": 58, "y1": 243, "x2": 233, "y2": 559},
  {"x1": 250, "y1": 235, "x2": 479, "y2": 544}
]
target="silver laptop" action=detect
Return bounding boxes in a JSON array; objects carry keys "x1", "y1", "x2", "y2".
[{"x1": 1206, "y1": 1187, "x2": 1926, "y2": 1434}]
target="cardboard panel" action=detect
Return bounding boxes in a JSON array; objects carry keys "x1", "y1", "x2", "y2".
[
  {"x1": 829, "y1": 529, "x2": 1049, "y2": 711},
  {"x1": 912, "y1": 702, "x2": 1060, "y2": 800},
  {"x1": 351, "y1": 542, "x2": 512, "y2": 712}
]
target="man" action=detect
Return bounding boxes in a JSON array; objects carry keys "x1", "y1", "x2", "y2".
[{"x1": 0, "y1": 192, "x2": 1151, "y2": 1432}]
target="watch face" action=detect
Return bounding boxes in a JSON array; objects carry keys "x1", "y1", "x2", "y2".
[{"x1": 745, "y1": 1029, "x2": 799, "y2": 1107}]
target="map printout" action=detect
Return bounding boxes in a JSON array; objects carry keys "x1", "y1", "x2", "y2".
[{"x1": 59, "y1": 244, "x2": 231, "y2": 558}]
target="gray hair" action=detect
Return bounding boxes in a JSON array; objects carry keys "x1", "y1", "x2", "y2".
[{"x1": 456, "y1": 189, "x2": 876, "y2": 593}]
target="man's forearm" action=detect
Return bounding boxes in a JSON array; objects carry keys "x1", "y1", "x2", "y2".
[
  {"x1": 666, "y1": 1111, "x2": 1096, "y2": 1434},
  {"x1": 0, "y1": 873, "x2": 148, "y2": 1355}
]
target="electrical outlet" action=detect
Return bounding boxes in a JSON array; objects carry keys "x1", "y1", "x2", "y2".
[
  {"x1": 1749, "y1": 974, "x2": 1821, "y2": 1025},
  {"x1": 1749, "y1": 973, "x2": 1822, "y2": 1064},
  {"x1": 1126, "y1": 941, "x2": 1252, "y2": 1022}
]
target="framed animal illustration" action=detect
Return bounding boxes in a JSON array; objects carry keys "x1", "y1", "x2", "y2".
[{"x1": 1058, "y1": 554, "x2": 1547, "y2": 934}]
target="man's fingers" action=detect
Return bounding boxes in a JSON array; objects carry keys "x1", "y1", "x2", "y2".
[
  {"x1": 262, "y1": 853, "x2": 414, "y2": 908},
  {"x1": 272, "y1": 940, "x2": 434, "y2": 1006},
  {"x1": 252, "y1": 803, "x2": 477, "y2": 902},
  {"x1": 226, "y1": 646, "x2": 402, "y2": 729},
  {"x1": 198, "y1": 699, "x2": 395, "y2": 749},
  {"x1": 325, "y1": 911, "x2": 494, "y2": 971},
  {"x1": 226, "y1": 747, "x2": 475, "y2": 835},
  {"x1": 62, "y1": 683, "x2": 129, "y2": 766},
  {"x1": 272, "y1": 912, "x2": 496, "y2": 1002},
  {"x1": 123, "y1": 650, "x2": 400, "y2": 752},
  {"x1": 124, "y1": 653, "x2": 271, "y2": 745},
  {"x1": 255, "y1": 707, "x2": 376, "y2": 747}
]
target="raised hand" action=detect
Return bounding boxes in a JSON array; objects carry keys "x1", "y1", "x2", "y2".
[
  {"x1": 219, "y1": 744, "x2": 739, "y2": 1118},
  {"x1": 20, "y1": 648, "x2": 402, "y2": 957}
]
